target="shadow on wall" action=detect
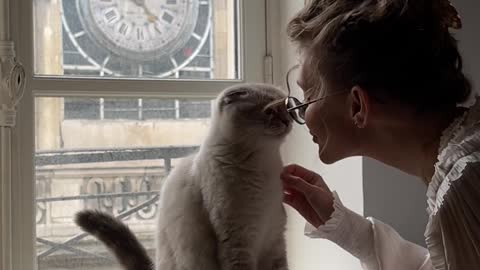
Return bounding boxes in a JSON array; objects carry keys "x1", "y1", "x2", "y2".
[
  {"x1": 454, "y1": 0, "x2": 480, "y2": 94},
  {"x1": 363, "y1": 158, "x2": 428, "y2": 247}
]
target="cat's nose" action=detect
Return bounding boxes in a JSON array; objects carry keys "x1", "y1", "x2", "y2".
[{"x1": 265, "y1": 103, "x2": 291, "y2": 126}]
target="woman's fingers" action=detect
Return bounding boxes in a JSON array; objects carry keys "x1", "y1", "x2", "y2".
[
  {"x1": 283, "y1": 189, "x2": 323, "y2": 227},
  {"x1": 283, "y1": 174, "x2": 334, "y2": 223},
  {"x1": 283, "y1": 164, "x2": 319, "y2": 182},
  {"x1": 282, "y1": 174, "x2": 317, "y2": 194},
  {"x1": 282, "y1": 164, "x2": 331, "y2": 192}
]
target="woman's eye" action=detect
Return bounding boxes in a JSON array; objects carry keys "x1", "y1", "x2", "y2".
[{"x1": 299, "y1": 107, "x2": 306, "y2": 118}]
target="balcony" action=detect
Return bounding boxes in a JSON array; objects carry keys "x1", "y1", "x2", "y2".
[{"x1": 35, "y1": 146, "x2": 199, "y2": 270}]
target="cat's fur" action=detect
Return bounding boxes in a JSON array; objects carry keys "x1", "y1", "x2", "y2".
[{"x1": 75, "y1": 83, "x2": 292, "y2": 270}]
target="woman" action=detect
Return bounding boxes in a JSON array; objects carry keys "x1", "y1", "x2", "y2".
[{"x1": 281, "y1": 0, "x2": 480, "y2": 269}]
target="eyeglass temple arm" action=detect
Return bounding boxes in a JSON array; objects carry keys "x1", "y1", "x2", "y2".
[
  {"x1": 286, "y1": 90, "x2": 350, "y2": 112},
  {"x1": 286, "y1": 99, "x2": 317, "y2": 112}
]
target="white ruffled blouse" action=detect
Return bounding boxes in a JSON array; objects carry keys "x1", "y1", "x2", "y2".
[{"x1": 305, "y1": 96, "x2": 480, "y2": 269}]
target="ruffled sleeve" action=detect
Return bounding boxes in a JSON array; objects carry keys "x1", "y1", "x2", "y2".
[
  {"x1": 424, "y1": 97, "x2": 480, "y2": 269},
  {"x1": 304, "y1": 192, "x2": 431, "y2": 270},
  {"x1": 304, "y1": 191, "x2": 376, "y2": 264},
  {"x1": 426, "y1": 160, "x2": 480, "y2": 269}
]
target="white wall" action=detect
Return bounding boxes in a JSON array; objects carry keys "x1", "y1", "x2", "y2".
[{"x1": 275, "y1": 1, "x2": 365, "y2": 269}]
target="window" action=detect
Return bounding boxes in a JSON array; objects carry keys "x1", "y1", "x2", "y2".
[
  {"x1": 42, "y1": 0, "x2": 236, "y2": 80},
  {"x1": 64, "y1": 98, "x2": 213, "y2": 120},
  {"x1": 9, "y1": 1, "x2": 268, "y2": 270}
]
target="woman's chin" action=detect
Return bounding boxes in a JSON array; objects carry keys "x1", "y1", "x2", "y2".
[
  {"x1": 319, "y1": 154, "x2": 335, "y2": 165},
  {"x1": 318, "y1": 145, "x2": 338, "y2": 165}
]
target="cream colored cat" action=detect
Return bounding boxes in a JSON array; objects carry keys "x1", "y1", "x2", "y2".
[{"x1": 76, "y1": 83, "x2": 292, "y2": 270}]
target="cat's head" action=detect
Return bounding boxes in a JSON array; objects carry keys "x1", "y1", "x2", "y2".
[{"x1": 213, "y1": 83, "x2": 292, "y2": 139}]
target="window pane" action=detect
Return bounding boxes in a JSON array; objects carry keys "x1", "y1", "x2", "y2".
[
  {"x1": 142, "y1": 99, "x2": 176, "y2": 120},
  {"x1": 34, "y1": 0, "x2": 239, "y2": 80},
  {"x1": 64, "y1": 98, "x2": 100, "y2": 120},
  {"x1": 179, "y1": 99, "x2": 212, "y2": 119},
  {"x1": 104, "y1": 98, "x2": 139, "y2": 120},
  {"x1": 61, "y1": 98, "x2": 213, "y2": 121},
  {"x1": 35, "y1": 97, "x2": 211, "y2": 270}
]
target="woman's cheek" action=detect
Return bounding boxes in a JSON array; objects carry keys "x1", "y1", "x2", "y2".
[{"x1": 304, "y1": 105, "x2": 318, "y2": 131}]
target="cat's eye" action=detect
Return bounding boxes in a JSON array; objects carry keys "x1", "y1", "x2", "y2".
[{"x1": 264, "y1": 108, "x2": 275, "y2": 115}]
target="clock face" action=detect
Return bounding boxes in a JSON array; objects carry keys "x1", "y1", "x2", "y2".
[
  {"x1": 62, "y1": 0, "x2": 212, "y2": 77},
  {"x1": 78, "y1": 0, "x2": 198, "y2": 61}
]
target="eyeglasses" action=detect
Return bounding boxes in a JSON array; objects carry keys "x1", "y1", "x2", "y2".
[{"x1": 284, "y1": 65, "x2": 349, "y2": 125}]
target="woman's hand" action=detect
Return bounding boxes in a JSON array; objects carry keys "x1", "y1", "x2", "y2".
[{"x1": 281, "y1": 164, "x2": 335, "y2": 228}]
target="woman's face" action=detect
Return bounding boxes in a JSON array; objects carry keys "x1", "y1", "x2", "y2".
[{"x1": 298, "y1": 61, "x2": 360, "y2": 164}]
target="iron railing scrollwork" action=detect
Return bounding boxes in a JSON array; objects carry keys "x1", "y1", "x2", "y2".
[{"x1": 35, "y1": 146, "x2": 198, "y2": 267}]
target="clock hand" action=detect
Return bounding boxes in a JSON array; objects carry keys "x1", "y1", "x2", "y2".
[
  {"x1": 144, "y1": 8, "x2": 158, "y2": 23},
  {"x1": 131, "y1": 0, "x2": 158, "y2": 23}
]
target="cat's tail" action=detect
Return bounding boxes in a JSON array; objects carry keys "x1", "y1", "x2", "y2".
[{"x1": 75, "y1": 210, "x2": 155, "y2": 270}]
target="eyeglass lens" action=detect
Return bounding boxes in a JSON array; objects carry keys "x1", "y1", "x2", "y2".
[{"x1": 286, "y1": 97, "x2": 306, "y2": 124}]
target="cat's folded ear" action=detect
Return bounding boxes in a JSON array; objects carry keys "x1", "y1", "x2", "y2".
[{"x1": 222, "y1": 89, "x2": 250, "y2": 105}]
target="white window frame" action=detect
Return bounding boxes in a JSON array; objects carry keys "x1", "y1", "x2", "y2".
[{"x1": 6, "y1": 1, "x2": 271, "y2": 269}]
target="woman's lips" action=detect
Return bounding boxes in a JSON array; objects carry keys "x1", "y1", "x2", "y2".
[
  {"x1": 310, "y1": 132, "x2": 323, "y2": 144},
  {"x1": 312, "y1": 135, "x2": 324, "y2": 146}
]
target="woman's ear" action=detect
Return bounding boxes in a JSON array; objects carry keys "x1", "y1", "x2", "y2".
[{"x1": 350, "y1": 86, "x2": 370, "y2": 128}]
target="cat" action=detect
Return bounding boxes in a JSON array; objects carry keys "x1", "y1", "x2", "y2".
[{"x1": 75, "y1": 83, "x2": 292, "y2": 270}]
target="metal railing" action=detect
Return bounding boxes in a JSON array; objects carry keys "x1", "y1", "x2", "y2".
[{"x1": 35, "y1": 146, "x2": 199, "y2": 269}]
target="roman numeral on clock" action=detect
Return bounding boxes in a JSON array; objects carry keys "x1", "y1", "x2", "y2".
[
  {"x1": 105, "y1": 10, "x2": 117, "y2": 23},
  {"x1": 137, "y1": 28, "x2": 145, "y2": 40},
  {"x1": 119, "y1": 22, "x2": 129, "y2": 35}
]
